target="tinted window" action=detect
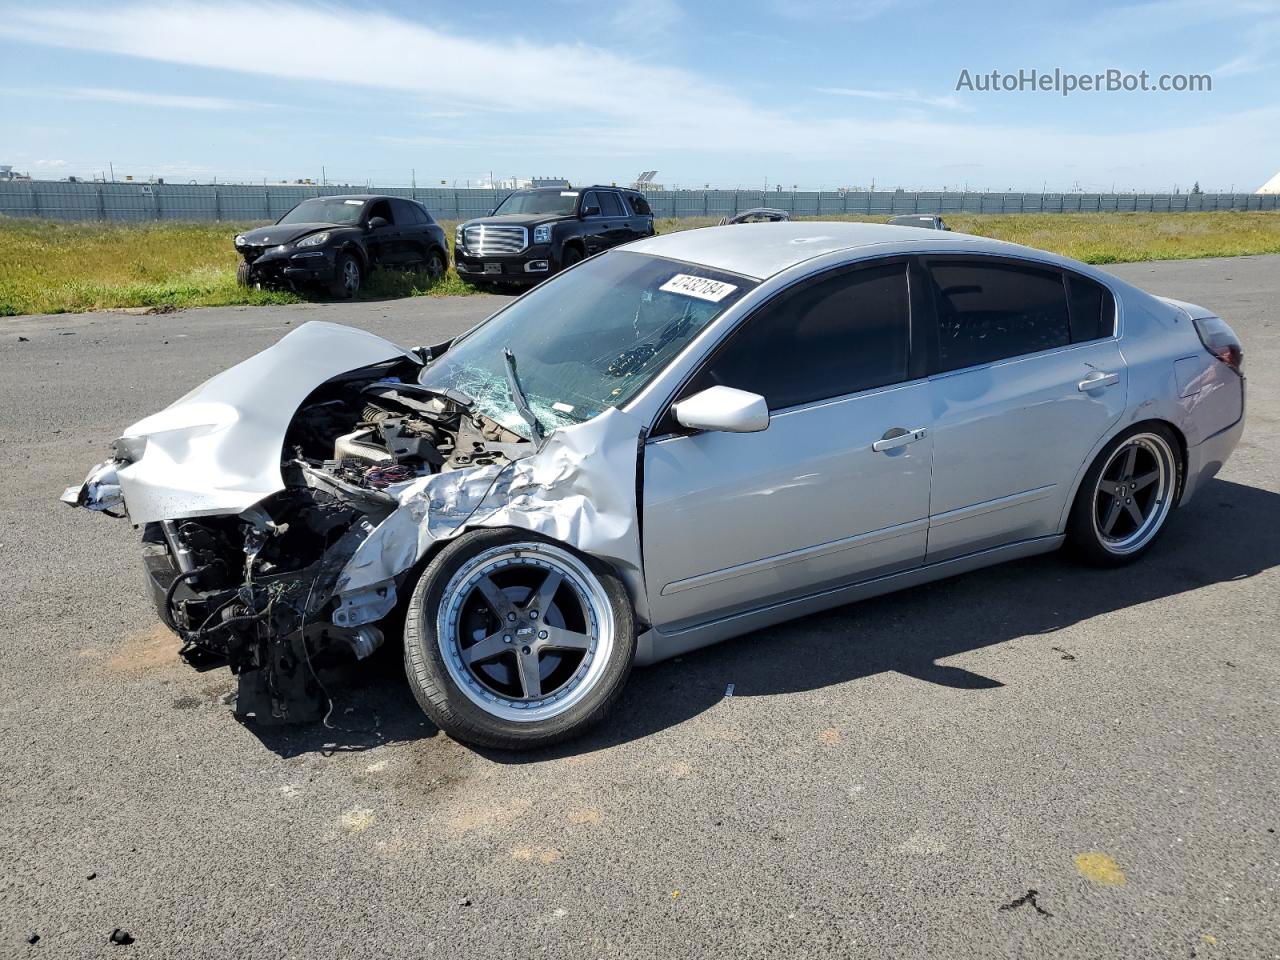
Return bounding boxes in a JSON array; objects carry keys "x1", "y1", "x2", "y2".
[
  {"x1": 416, "y1": 202, "x2": 436, "y2": 224},
  {"x1": 627, "y1": 194, "x2": 652, "y2": 215},
  {"x1": 391, "y1": 199, "x2": 422, "y2": 224},
  {"x1": 581, "y1": 191, "x2": 602, "y2": 215},
  {"x1": 367, "y1": 199, "x2": 394, "y2": 224},
  {"x1": 1067, "y1": 273, "x2": 1115, "y2": 342},
  {"x1": 689, "y1": 261, "x2": 910, "y2": 411},
  {"x1": 598, "y1": 192, "x2": 626, "y2": 217},
  {"x1": 927, "y1": 260, "x2": 1070, "y2": 372}
]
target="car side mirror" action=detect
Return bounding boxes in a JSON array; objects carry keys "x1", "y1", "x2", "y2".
[
  {"x1": 580, "y1": 205, "x2": 601, "y2": 218},
  {"x1": 672, "y1": 386, "x2": 769, "y2": 434},
  {"x1": 367, "y1": 216, "x2": 389, "y2": 230}
]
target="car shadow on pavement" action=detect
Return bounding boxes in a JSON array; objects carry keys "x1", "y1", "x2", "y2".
[
  {"x1": 491, "y1": 477, "x2": 1280, "y2": 763},
  {"x1": 244, "y1": 478, "x2": 1279, "y2": 761}
]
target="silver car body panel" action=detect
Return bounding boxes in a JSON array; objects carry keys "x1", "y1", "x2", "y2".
[
  {"x1": 65, "y1": 223, "x2": 1244, "y2": 671},
  {"x1": 642, "y1": 378, "x2": 933, "y2": 631}
]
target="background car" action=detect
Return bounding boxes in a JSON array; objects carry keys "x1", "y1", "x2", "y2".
[
  {"x1": 719, "y1": 207, "x2": 791, "y2": 224},
  {"x1": 233, "y1": 194, "x2": 449, "y2": 298},
  {"x1": 888, "y1": 214, "x2": 950, "y2": 230},
  {"x1": 64, "y1": 223, "x2": 1244, "y2": 750},
  {"x1": 454, "y1": 185, "x2": 654, "y2": 287}
]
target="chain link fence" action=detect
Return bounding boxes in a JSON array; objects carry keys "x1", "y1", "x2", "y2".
[{"x1": 1, "y1": 180, "x2": 1275, "y2": 222}]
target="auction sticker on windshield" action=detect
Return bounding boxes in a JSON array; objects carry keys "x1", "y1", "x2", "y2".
[{"x1": 659, "y1": 274, "x2": 739, "y2": 302}]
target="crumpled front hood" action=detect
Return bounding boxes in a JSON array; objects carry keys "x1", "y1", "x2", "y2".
[
  {"x1": 239, "y1": 222, "x2": 340, "y2": 246},
  {"x1": 108, "y1": 321, "x2": 417, "y2": 524}
]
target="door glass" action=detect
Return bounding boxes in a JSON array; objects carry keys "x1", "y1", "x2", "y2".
[
  {"x1": 688, "y1": 261, "x2": 910, "y2": 411},
  {"x1": 926, "y1": 260, "x2": 1070, "y2": 371},
  {"x1": 1066, "y1": 273, "x2": 1115, "y2": 342},
  {"x1": 581, "y1": 191, "x2": 601, "y2": 215},
  {"x1": 599, "y1": 192, "x2": 626, "y2": 217},
  {"x1": 391, "y1": 199, "x2": 421, "y2": 224}
]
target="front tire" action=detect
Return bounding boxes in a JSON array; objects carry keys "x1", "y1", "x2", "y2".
[
  {"x1": 330, "y1": 253, "x2": 362, "y2": 299},
  {"x1": 559, "y1": 245, "x2": 583, "y2": 271},
  {"x1": 403, "y1": 530, "x2": 636, "y2": 750},
  {"x1": 1066, "y1": 423, "x2": 1182, "y2": 567},
  {"x1": 235, "y1": 260, "x2": 252, "y2": 288}
]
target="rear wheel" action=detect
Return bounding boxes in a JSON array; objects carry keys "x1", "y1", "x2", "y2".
[
  {"x1": 330, "y1": 253, "x2": 362, "y2": 299},
  {"x1": 1067, "y1": 423, "x2": 1182, "y2": 566},
  {"x1": 403, "y1": 530, "x2": 636, "y2": 750},
  {"x1": 424, "y1": 248, "x2": 446, "y2": 281}
]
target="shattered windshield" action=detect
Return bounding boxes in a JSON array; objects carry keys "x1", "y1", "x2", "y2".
[
  {"x1": 278, "y1": 199, "x2": 365, "y2": 225},
  {"x1": 492, "y1": 190, "x2": 579, "y2": 217},
  {"x1": 417, "y1": 252, "x2": 756, "y2": 439}
]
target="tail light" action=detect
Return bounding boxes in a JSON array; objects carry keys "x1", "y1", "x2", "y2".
[{"x1": 1192, "y1": 315, "x2": 1244, "y2": 374}]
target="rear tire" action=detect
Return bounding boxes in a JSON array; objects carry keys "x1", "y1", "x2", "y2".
[
  {"x1": 403, "y1": 529, "x2": 636, "y2": 750},
  {"x1": 424, "y1": 248, "x2": 446, "y2": 281},
  {"x1": 1066, "y1": 423, "x2": 1182, "y2": 567},
  {"x1": 330, "y1": 253, "x2": 362, "y2": 299}
]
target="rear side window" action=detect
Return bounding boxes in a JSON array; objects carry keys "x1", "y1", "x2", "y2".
[
  {"x1": 626, "y1": 193, "x2": 652, "y2": 216},
  {"x1": 598, "y1": 192, "x2": 626, "y2": 217},
  {"x1": 390, "y1": 199, "x2": 423, "y2": 224},
  {"x1": 1066, "y1": 273, "x2": 1115, "y2": 342},
  {"x1": 690, "y1": 261, "x2": 910, "y2": 410},
  {"x1": 926, "y1": 259, "x2": 1070, "y2": 372}
]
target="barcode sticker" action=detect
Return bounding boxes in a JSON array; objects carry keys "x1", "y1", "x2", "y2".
[{"x1": 658, "y1": 274, "x2": 738, "y2": 302}]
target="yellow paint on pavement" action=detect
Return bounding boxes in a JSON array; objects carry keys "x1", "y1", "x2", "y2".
[{"x1": 1074, "y1": 852, "x2": 1126, "y2": 885}]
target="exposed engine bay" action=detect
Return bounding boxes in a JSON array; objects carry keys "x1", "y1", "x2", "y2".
[{"x1": 149, "y1": 357, "x2": 530, "y2": 723}]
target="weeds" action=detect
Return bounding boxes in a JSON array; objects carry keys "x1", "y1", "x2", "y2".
[{"x1": 3, "y1": 211, "x2": 1278, "y2": 317}]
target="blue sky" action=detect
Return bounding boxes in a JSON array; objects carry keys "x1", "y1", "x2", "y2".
[{"x1": 2, "y1": 0, "x2": 1278, "y2": 191}]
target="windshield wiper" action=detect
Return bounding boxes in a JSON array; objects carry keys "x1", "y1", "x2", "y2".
[{"x1": 503, "y1": 347, "x2": 546, "y2": 445}]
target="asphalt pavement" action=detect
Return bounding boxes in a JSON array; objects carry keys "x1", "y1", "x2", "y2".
[{"x1": 1, "y1": 259, "x2": 1277, "y2": 958}]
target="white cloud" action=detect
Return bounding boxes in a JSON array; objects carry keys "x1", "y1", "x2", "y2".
[
  {"x1": 817, "y1": 86, "x2": 971, "y2": 111},
  {"x1": 1, "y1": 2, "x2": 1276, "y2": 189},
  {"x1": 58, "y1": 87, "x2": 272, "y2": 110}
]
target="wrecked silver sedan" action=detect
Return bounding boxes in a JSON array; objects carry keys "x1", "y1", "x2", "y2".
[{"x1": 64, "y1": 222, "x2": 1244, "y2": 749}]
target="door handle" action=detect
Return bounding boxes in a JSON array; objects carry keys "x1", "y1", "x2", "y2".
[
  {"x1": 872, "y1": 427, "x2": 927, "y2": 452},
  {"x1": 1077, "y1": 371, "x2": 1120, "y2": 391}
]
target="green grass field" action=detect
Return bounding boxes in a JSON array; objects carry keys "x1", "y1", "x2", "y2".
[{"x1": 3, "y1": 211, "x2": 1279, "y2": 317}]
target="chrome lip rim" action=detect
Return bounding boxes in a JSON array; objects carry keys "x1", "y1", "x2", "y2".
[
  {"x1": 436, "y1": 543, "x2": 614, "y2": 724},
  {"x1": 1092, "y1": 432, "x2": 1176, "y2": 555}
]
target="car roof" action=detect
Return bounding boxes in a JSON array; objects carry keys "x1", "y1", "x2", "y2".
[
  {"x1": 625, "y1": 221, "x2": 1029, "y2": 280},
  {"x1": 301, "y1": 194, "x2": 424, "y2": 203}
]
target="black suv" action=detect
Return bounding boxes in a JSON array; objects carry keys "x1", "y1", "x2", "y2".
[
  {"x1": 234, "y1": 195, "x2": 449, "y2": 298},
  {"x1": 454, "y1": 186, "x2": 654, "y2": 287}
]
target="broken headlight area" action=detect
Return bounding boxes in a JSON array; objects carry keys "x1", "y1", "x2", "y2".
[{"x1": 135, "y1": 369, "x2": 531, "y2": 724}]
